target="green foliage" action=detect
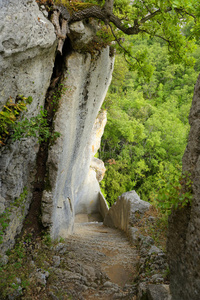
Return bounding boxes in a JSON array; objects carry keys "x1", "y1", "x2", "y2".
[
  {"x1": 150, "y1": 170, "x2": 193, "y2": 215},
  {"x1": 0, "y1": 95, "x2": 32, "y2": 145},
  {"x1": 11, "y1": 108, "x2": 60, "y2": 145},
  {"x1": 0, "y1": 88, "x2": 63, "y2": 147},
  {"x1": 100, "y1": 35, "x2": 200, "y2": 206},
  {"x1": 0, "y1": 231, "x2": 67, "y2": 298},
  {"x1": 51, "y1": 0, "x2": 200, "y2": 75},
  {"x1": 0, "y1": 187, "x2": 28, "y2": 244},
  {"x1": 0, "y1": 239, "x2": 28, "y2": 298},
  {"x1": 111, "y1": 0, "x2": 199, "y2": 71},
  {"x1": 54, "y1": 0, "x2": 96, "y2": 14},
  {"x1": 96, "y1": 26, "x2": 114, "y2": 47}
]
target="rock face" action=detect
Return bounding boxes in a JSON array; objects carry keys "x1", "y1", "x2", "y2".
[
  {"x1": 0, "y1": 0, "x2": 56, "y2": 252},
  {"x1": 42, "y1": 29, "x2": 114, "y2": 238},
  {"x1": 0, "y1": 1, "x2": 113, "y2": 251},
  {"x1": 167, "y1": 73, "x2": 200, "y2": 299}
]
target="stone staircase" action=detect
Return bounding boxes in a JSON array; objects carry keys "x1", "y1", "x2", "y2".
[{"x1": 50, "y1": 215, "x2": 139, "y2": 299}]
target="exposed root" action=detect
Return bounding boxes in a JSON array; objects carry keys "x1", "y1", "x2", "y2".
[{"x1": 51, "y1": 5, "x2": 70, "y2": 55}]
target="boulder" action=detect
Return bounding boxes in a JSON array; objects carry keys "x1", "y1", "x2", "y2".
[{"x1": 147, "y1": 284, "x2": 171, "y2": 300}]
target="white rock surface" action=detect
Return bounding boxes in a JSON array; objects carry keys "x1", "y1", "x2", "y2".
[
  {"x1": 42, "y1": 35, "x2": 114, "y2": 239},
  {"x1": 0, "y1": 0, "x2": 56, "y2": 109},
  {"x1": 69, "y1": 20, "x2": 96, "y2": 50}
]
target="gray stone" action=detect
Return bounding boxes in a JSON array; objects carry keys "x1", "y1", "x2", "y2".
[
  {"x1": 0, "y1": 195, "x2": 5, "y2": 214},
  {"x1": 35, "y1": 269, "x2": 49, "y2": 285},
  {"x1": 103, "y1": 281, "x2": 113, "y2": 287},
  {"x1": 99, "y1": 191, "x2": 109, "y2": 219},
  {"x1": 129, "y1": 227, "x2": 139, "y2": 244},
  {"x1": 54, "y1": 243, "x2": 68, "y2": 254},
  {"x1": 52, "y1": 256, "x2": 61, "y2": 268},
  {"x1": 16, "y1": 277, "x2": 21, "y2": 284},
  {"x1": 137, "y1": 282, "x2": 148, "y2": 300},
  {"x1": 48, "y1": 291, "x2": 59, "y2": 300},
  {"x1": 69, "y1": 21, "x2": 96, "y2": 50},
  {"x1": 147, "y1": 284, "x2": 171, "y2": 300},
  {"x1": 148, "y1": 246, "x2": 162, "y2": 256},
  {"x1": 8, "y1": 286, "x2": 22, "y2": 300},
  {"x1": 90, "y1": 282, "x2": 98, "y2": 288},
  {"x1": 113, "y1": 293, "x2": 125, "y2": 299},
  {"x1": 82, "y1": 265, "x2": 96, "y2": 281},
  {"x1": 141, "y1": 236, "x2": 155, "y2": 247},
  {"x1": 150, "y1": 274, "x2": 164, "y2": 283},
  {"x1": 0, "y1": 254, "x2": 8, "y2": 266},
  {"x1": 40, "y1": 5, "x2": 48, "y2": 17}
]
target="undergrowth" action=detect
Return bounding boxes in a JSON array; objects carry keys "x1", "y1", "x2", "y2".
[
  {"x1": 0, "y1": 94, "x2": 61, "y2": 147},
  {"x1": 0, "y1": 232, "x2": 64, "y2": 299},
  {"x1": 135, "y1": 206, "x2": 168, "y2": 251},
  {"x1": 0, "y1": 187, "x2": 28, "y2": 245}
]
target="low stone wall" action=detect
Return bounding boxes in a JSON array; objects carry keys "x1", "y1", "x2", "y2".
[
  {"x1": 103, "y1": 190, "x2": 171, "y2": 300},
  {"x1": 104, "y1": 190, "x2": 151, "y2": 234},
  {"x1": 98, "y1": 191, "x2": 109, "y2": 220}
]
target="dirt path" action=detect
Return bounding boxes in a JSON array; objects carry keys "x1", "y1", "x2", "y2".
[{"x1": 49, "y1": 217, "x2": 139, "y2": 299}]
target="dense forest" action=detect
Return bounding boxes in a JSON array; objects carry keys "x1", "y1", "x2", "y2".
[{"x1": 100, "y1": 30, "x2": 200, "y2": 212}]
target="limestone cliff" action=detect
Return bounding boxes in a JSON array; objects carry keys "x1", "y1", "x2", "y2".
[
  {"x1": 42, "y1": 42, "x2": 113, "y2": 238},
  {"x1": 167, "y1": 74, "x2": 200, "y2": 299},
  {"x1": 0, "y1": 0, "x2": 113, "y2": 253}
]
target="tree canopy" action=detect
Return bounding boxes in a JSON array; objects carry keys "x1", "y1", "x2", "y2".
[
  {"x1": 99, "y1": 34, "x2": 200, "y2": 206},
  {"x1": 51, "y1": 0, "x2": 200, "y2": 65}
]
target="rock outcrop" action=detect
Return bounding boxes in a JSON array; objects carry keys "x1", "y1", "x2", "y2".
[
  {"x1": 0, "y1": 0, "x2": 56, "y2": 252},
  {"x1": 42, "y1": 35, "x2": 113, "y2": 238},
  {"x1": 0, "y1": 0, "x2": 113, "y2": 252},
  {"x1": 167, "y1": 73, "x2": 200, "y2": 299}
]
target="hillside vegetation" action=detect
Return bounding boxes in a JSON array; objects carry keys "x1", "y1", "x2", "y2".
[{"x1": 100, "y1": 33, "x2": 200, "y2": 210}]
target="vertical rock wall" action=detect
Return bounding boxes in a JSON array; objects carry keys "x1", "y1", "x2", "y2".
[
  {"x1": 42, "y1": 31, "x2": 114, "y2": 238},
  {"x1": 0, "y1": 1, "x2": 113, "y2": 253},
  {"x1": 167, "y1": 74, "x2": 200, "y2": 299},
  {"x1": 0, "y1": 0, "x2": 56, "y2": 252}
]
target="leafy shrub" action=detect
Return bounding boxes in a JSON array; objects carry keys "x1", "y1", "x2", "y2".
[
  {"x1": 11, "y1": 108, "x2": 60, "y2": 145},
  {"x1": 150, "y1": 170, "x2": 193, "y2": 215},
  {"x1": 0, "y1": 95, "x2": 32, "y2": 145}
]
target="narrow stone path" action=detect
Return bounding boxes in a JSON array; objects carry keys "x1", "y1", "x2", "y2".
[{"x1": 50, "y1": 216, "x2": 139, "y2": 299}]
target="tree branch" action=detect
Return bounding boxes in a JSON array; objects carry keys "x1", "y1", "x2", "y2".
[
  {"x1": 108, "y1": 24, "x2": 140, "y2": 64},
  {"x1": 69, "y1": 6, "x2": 142, "y2": 35}
]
